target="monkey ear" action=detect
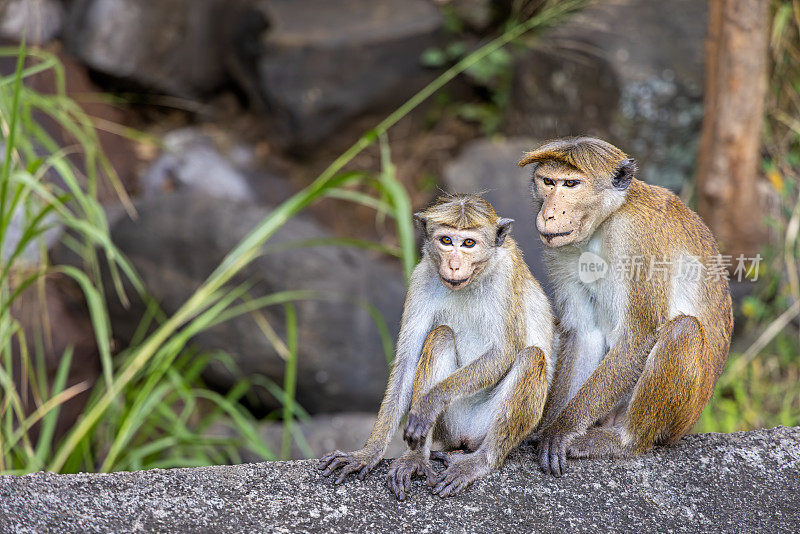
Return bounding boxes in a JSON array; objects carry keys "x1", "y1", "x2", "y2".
[
  {"x1": 495, "y1": 218, "x2": 514, "y2": 246},
  {"x1": 414, "y1": 212, "x2": 428, "y2": 238},
  {"x1": 612, "y1": 159, "x2": 637, "y2": 190}
]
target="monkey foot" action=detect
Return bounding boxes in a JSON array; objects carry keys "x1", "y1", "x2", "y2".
[
  {"x1": 318, "y1": 447, "x2": 381, "y2": 485},
  {"x1": 387, "y1": 453, "x2": 438, "y2": 501},
  {"x1": 431, "y1": 451, "x2": 491, "y2": 498},
  {"x1": 430, "y1": 449, "x2": 468, "y2": 468}
]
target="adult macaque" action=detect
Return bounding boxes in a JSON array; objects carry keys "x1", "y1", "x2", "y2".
[
  {"x1": 519, "y1": 137, "x2": 733, "y2": 477},
  {"x1": 319, "y1": 194, "x2": 554, "y2": 498}
]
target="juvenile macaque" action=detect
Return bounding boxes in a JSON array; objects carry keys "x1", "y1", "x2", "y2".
[
  {"x1": 319, "y1": 193, "x2": 554, "y2": 498},
  {"x1": 519, "y1": 137, "x2": 733, "y2": 476}
]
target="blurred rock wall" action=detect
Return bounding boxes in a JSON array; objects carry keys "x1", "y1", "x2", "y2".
[{"x1": 3, "y1": 0, "x2": 709, "y2": 416}]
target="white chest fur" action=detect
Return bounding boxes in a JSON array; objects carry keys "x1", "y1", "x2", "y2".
[
  {"x1": 549, "y1": 235, "x2": 628, "y2": 400},
  {"x1": 430, "y1": 277, "x2": 504, "y2": 366}
]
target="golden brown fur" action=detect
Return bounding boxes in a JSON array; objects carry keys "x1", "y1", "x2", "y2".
[
  {"x1": 520, "y1": 137, "x2": 732, "y2": 476},
  {"x1": 319, "y1": 193, "x2": 554, "y2": 497}
]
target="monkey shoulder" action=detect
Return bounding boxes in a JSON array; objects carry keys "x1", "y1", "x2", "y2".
[{"x1": 620, "y1": 181, "x2": 718, "y2": 255}]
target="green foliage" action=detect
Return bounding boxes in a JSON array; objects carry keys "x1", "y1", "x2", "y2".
[
  {"x1": 0, "y1": 43, "x2": 289, "y2": 474},
  {"x1": 422, "y1": 41, "x2": 515, "y2": 135},
  {"x1": 2, "y1": 0, "x2": 594, "y2": 474},
  {"x1": 422, "y1": 1, "x2": 588, "y2": 135},
  {"x1": 697, "y1": 1, "x2": 800, "y2": 433}
]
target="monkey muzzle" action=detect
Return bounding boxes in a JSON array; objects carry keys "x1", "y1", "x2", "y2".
[
  {"x1": 536, "y1": 214, "x2": 576, "y2": 247},
  {"x1": 440, "y1": 276, "x2": 471, "y2": 290},
  {"x1": 539, "y1": 230, "x2": 573, "y2": 241}
]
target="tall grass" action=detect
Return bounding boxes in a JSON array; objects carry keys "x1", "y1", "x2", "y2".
[
  {"x1": 0, "y1": 41, "x2": 292, "y2": 474},
  {"x1": 1, "y1": 0, "x2": 591, "y2": 474}
]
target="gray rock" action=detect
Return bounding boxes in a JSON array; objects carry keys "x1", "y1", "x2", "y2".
[
  {"x1": 104, "y1": 192, "x2": 404, "y2": 413},
  {"x1": 2, "y1": 427, "x2": 799, "y2": 532},
  {"x1": 239, "y1": 0, "x2": 443, "y2": 150},
  {"x1": 507, "y1": 48, "x2": 620, "y2": 144},
  {"x1": 443, "y1": 137, "x2": 551, "y2": 296},
  {"x1": 141, "y1": 128, "x2": 255, "y2": 202},
  {"x1": 508, "y1": 0, "x2": 707, "y2": 190},
  {"x1": 64, "y1": 0, "x2": 233, "y2": 95},
  {"x1": 0, "y1": 0, "x2": 64, "y2": 44}
]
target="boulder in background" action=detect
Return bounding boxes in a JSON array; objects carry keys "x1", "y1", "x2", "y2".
[
  {"x1": 0, "y1": 0, "x2": 64, "y2": 45},
  {"x1": 507, "y1": 0, "x2": 707, "y2": 191},
  {"x1": 97, "y1": 192, "x2": 405, "y2": 414},
  {"x1": 64, "y1": 0, "x2": 235, "y2": 95},
  {"x1": 237, "y1": 0, "x2": 444, "y2": 151}
]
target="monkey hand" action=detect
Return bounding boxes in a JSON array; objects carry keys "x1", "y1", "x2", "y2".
[
  {"x1": 387, "y1": 452, "x2": 438, "y2": 501},
  {"x1": 403, "y1": 409, "x2": 436, "y2": 450},
  {"x1": 537, "y1": 426, "x2": 578, "y2": 478},
  {"x1": 317, "y1": 445, "x2": 383, "y2": 484},
  {"x1": 404, "y1": 394, "x2": 444, "y2": 450}
]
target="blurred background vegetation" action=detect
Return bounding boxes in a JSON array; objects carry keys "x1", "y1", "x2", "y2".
[{"x1": 0, "y1": 0, "x2": 797, "y2": 475}]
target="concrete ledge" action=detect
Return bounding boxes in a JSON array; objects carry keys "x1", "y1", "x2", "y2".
[{"x1": 1, "y1": 427, "x2": 799, "y2": 533}]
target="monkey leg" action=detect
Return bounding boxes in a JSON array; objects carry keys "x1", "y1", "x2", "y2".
[
  {"x1": 625, "y1": 315, "x2": 710, "y2": 452},
  {"x1": 567, "y1": 427, "x2": 626, "y2": 459},
  {"x1": 389, "y1": 325, "x2": 457, "y2": 500},
  {"x1": 431, "y1": 346, "x2": 549, "y2": 498},
  {"x1": 569, "y1": 315, "x2": 709, "y2": 459}
]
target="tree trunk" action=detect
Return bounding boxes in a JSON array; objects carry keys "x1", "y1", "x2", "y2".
[{"x1": 695, "y1": 0, "x2": 770, "y2": 258}]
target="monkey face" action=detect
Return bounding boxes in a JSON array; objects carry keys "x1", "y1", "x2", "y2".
[
  {"x1": 529, "y1": 161, "x2": 626, "y2": 248},
  {"x1": 519, "y1": 137, "x2": 636, "y2": 248},
  {"x1": 429, "y1": 227, "x2": 490, "y2": 290}
]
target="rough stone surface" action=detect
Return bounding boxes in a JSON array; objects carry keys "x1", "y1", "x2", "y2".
[
  {"x1": 443, "y1": 136, "x2": 552, "y2": 296},
  {"x1": 241, "y1": 0, "x2": 443, "y2": 150},
  {"x1": 97, "y1": 192, "x2": 405, "y2": 414},
  {"x1": 1, "y1": 427, "x2": 799, "y2": 532}
]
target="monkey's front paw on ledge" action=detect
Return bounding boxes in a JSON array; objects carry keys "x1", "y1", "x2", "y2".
[
  {"x1": 538, "y1": 431, "x2": 577, "y2": 478},
  {"x1": 317, "y1": 447, "x2": 382, "y2": 484},
  {"x1": 403, "y1": 412, "x2": 434, "y2": 450},
  {"x1": 387, "y1": 453, "x2": 438, "y2": 501}
]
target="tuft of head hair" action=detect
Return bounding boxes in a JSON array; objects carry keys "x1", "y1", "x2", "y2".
[
  {"x1": 517, "y1": 137, "x2": 631, "y2": 179},
  {"x1": 417, "y1": 193, "x2": 499, "y2": 229}
]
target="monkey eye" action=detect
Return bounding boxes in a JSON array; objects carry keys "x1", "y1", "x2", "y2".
[
  {"x1": 440, "y1": 236, "x2": 453, "y2": 245},
  {"x1": 542, "y1": 177, "x2": 555, "y2": 187},
  {"x1": 563, "y1": 180, "x2": 579, "y2": 188},
  {"x1": 462, "y1": 238, "x2": 476, "y2": 248}
]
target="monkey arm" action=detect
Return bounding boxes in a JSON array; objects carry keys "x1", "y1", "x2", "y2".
[
  {"x1": 318, "y1": 347, "x2": 423, "y2": 482},
  {"x1": 550, "y1": 341, "x2": 643, "y2": 434},
  {"x1": 536, "y1": 331, "x2": 579, "y2": 431},
  {"x1": 425, "y1": 347, "x2": 513, "y2": 408},
  {"x1": 404, "y1": 347, "x2": 513, "y2": 449},
  {"x1": 318, "y1": 277, "x2": 435, "y2": 482},
  {"x1": 538, "y1": 330, "x2": 654, "y2": 477}
]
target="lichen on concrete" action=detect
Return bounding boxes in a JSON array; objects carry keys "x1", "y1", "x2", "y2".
[{"x1": 1, "y1": 427, "x2": 798, "y2": 533}]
